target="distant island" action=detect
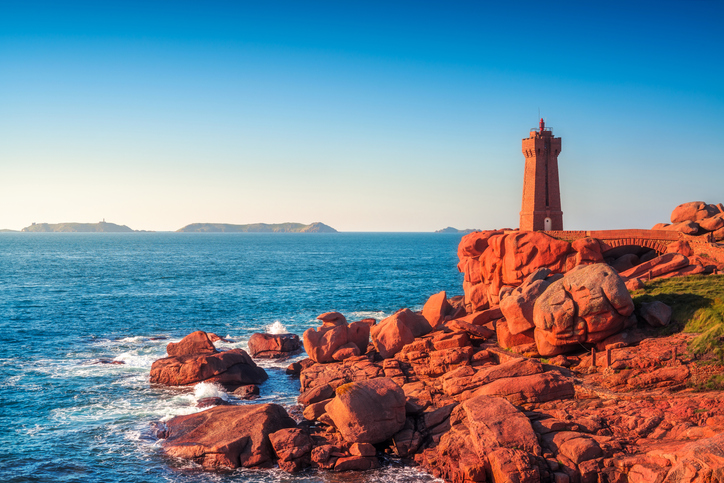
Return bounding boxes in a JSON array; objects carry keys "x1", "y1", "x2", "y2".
[
  {"x1": 176, "y1": 222, "x2": 338, "y2": 233},
  {"x1": 435, "y1": 227, "x2": 478, "y2": 234},
  {"x1": 21, "y1": 222, "x2": 135, "y2": 233},
  {"x1": 0, "y1": 229, "x2": 18, "y2": 232}
]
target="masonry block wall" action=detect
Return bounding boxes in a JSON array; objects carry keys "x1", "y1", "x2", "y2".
[{"x1": 520, "y1": 120, "x2": 563, "y2": 231}]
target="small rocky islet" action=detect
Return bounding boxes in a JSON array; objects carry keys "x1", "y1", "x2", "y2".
[{"x1": 148, "y1": 201, "x2": 724, "y2": 483}]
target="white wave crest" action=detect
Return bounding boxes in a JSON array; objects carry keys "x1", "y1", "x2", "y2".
[
  {"x1": 193, "y1": 382, "x2": 228, "y2": 401},
  {"x1": 266, "y1": 321, "x2": 287, "y2": 334},
  {"x1": 113, "y1": 352, "x2": 159, "y2": 368}
]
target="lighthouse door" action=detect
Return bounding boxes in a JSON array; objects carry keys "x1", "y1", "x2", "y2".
[{"x1": 544, "y1": 217, "x2": 552, "y2": 231}]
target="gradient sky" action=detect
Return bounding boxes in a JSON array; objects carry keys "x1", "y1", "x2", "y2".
[{"x1": 1, "y1": 1, "x2": 723, "y2": 232}]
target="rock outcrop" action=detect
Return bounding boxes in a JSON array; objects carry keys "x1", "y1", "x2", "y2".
[
  {"x1": 159, "y1": 404, "x2": 296, "y2": 469},
  {"x1": 247, "y1": 333, "x2": 302, "y2": 359},
  {"x1": 150, "y1": 331, "x2": 268, "y2": 387}
]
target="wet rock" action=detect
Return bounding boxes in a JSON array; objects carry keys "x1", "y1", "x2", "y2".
[
  {"x1": 196, "y1": 397, "x2": 229, "y2": 408},
  {"x1": 248, "y1": 333, "x2": 302, "y2": 359},
  {"x1": 150, "y1": 348, "x2": 268, "y2": 387},
  {"x1": 160, "y1": 403, "x2": 296, "y2": 469},
  {"x1": 233, "y1": 384, "x2": 260, "y2": 400},
  {"x1": 286, "y1": 358, "x2": 315, "y2": 376},
  {"x1": 334, "y1": 455, "x2": 380, "y2": 471},
  {"x1": 326, "y1": 377, "x2": 406, "y2": 444}
]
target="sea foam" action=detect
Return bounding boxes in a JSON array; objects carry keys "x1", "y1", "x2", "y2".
[{"x1": 266, "y1": 321, "x2": 288, "y2": 334}]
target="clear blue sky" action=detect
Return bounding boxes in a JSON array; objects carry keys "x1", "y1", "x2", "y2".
[{"x1": 1, "y1": 1, "x2": 722, "y2": 231}]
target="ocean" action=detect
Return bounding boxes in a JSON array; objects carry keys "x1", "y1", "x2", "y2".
[{"x1": 0, "y1": 233, "x2": 464, "y2": 483}]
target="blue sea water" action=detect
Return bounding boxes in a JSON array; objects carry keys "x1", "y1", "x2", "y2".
[{"x1": 0, "y1": 233, "x2": 464, "y2": 483}]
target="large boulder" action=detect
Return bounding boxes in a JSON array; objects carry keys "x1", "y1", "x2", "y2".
[
  {"x1": 150, "y1": 348, "x2": 268, "y2": 387},
  {"x1": 326, "y1": 377, "x2": 406, "y2": 444},
  {"x1": 422, "y1": 291, "x2": 452, "y2": 330},
  {"x1": 671, "y1": 201, "x2": 720, "y2": 224},
  {"x1": 533, "y1": 263, "x2": 634, "y2": 356},
  {"x1": 159, "y1": 404, "x2": 296, "y2": 469},
  {"x1": 303, "y1": 325, "x2": 349, "y2": 363},
  {"x1": 499, "y1": 268, "x2": 552, "y2": 335},
  {"x1": 248, "y1": 333, "x2": 302, "y2": 359},
  {"x1": 371, "y1": 309, "x2": 431, "y2": 359},
  {"x1": 167, "y1": 330, "x2": 217, "y2": 357}
]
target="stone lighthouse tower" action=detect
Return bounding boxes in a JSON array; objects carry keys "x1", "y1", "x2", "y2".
[{"x1": 520, "y1": 119, "x2": 563, "y2": 231}]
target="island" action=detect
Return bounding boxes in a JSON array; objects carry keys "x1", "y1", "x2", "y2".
[
  {"x1": 21, "y1": 221, "x2": 135, "y2": 233},
  {"x1": 434, "y1": 226, "x2": 478, "y2": 234},
  {"x1": 176, "y1": 222, "x2": 337, "y2": 233}
]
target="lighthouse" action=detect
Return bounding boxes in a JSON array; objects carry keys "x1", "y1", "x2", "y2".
[{"x1": 520, "y1": 119, "x2": 563, "y2": 231}]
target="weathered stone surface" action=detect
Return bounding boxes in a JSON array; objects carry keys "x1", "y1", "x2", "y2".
[
  {"x1": 167, "y1": 330, "x2": 217, "y2": 357},
  {"x1": 474, "y1": 371, "x2": 575, "y2": 405},
  {"x1": 326, "y1": 377, "x2": 406, "y2": 444},
  {"x1": 233, "y1": 384, "x2": 260, "y2": 399},
  {"x1": 422, "y1": 291, "x2": 452, "y2": 330},
  {"x1": 346, "y1": 321, "x2": 370, "y2": 354},
  {"x1": 666, "y1": 240, "x2": 694, "y2": 257},
  {"x1": 150, "y1": 348, "x2": 268, "y2": 387},
  {"x1": 247, "y1": 333, "x2": 302, "y2": 359},
  {"x1": 500, "y1": 268, "x2": 552, "y2": 335},
  {"x1": 700, "y1": 213, "x2": 724, "y2": 232},
  {"x1": 445, "y1": 319, "x2": 495, "y2": 340},
  {"x1": 533, "y1": 263, "x2": 634, "y2": 356},
  {"x1": 160, "y1": 404, "x2": 296, "y2": 469},
  {"x1": 612, "y1": 253, "x2": 639, "y2": 273},
  {"x1": 317, "y1": 312, "x2": 347, "y2": 327},
  {"x1": 662, "y1": 220, "x2": 700, "y2": 235},
  {"x1": 461, "y1": 395, "x2": 541, "y2": 454},
  {"x1": 196, "y1": 397, "x2": 229, "y2": 408},
  {"x1": 671, "y1": 201, "x2": 719, "y2": 223},
  {"x1": 303, "y1": 324, "x2": 348, "y2": 363},
  {"x1": 269, "y1": 427, "x2": 313, "y2": 473},
  {"x1": 332, "y1": 342, "x2": 361, "y2": 361},
  {"x1": 496, "y1": 320, "x2": 536, "y2": 352},
  {"x1": 619, "y1": 253, "x2": 690, "y2": 281},
  {"x1": 488, "y1": 448, "x2": 541, "y2": 483},
  {"x1": 640, "y1": 301, "x2": 672, "y2": 327},
  {"x1": 298, "y1": 383, "x2": 335, "y2": 405},
  {"x1": 371, "y1": 309, "x2": 431, "y2": 359}
]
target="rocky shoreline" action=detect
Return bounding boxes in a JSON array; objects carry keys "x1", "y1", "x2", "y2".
[{"x1": 147, "y1": 202, "x2": 724, "y2": 482}]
